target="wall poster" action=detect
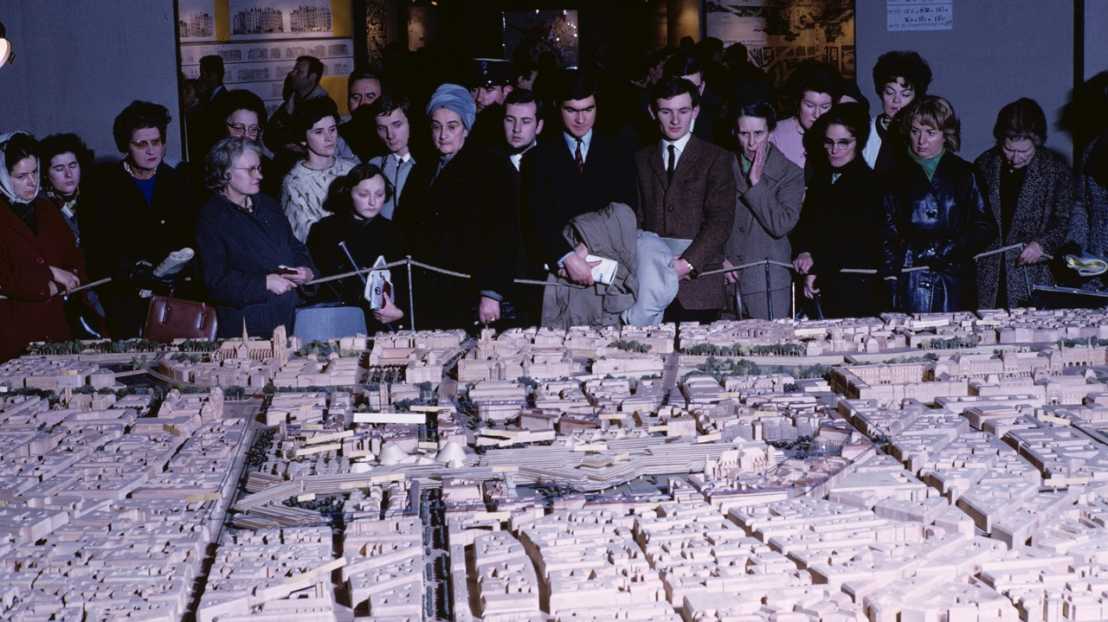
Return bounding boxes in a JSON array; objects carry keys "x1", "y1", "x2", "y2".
[
  {"x1": 176, "y1": 0, "x2": 354, "y2": 117},
  {"x1": 705, "y1": 0, "x2": 855, "y2": 85}
]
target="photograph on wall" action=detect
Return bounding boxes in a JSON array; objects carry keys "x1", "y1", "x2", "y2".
[
  {"x1": 229, "y1": 0, "x2": 336, "y2": 40},
  {"x1": 179, "y1": 0, "x2": 218, "y2": 42},
  {"x1": 502, "y1": 9, "x2": 579, "y2": 69},
  {"x1": 706, "y1": 0, "x2": 855, "y2": 84},
  {"x1": 181, "y1": 38, "x2": 354, "y2": 113}
]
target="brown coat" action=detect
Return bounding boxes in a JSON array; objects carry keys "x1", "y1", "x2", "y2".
[
  {"x1": 974, "y1": 146, "x2": 1073, "y2": 308},
  {"x1": 634, "y1": 135, "x2": 736, "y2": 310},
  {"x1": 0, "y1": 196, "x2": 86, "y2": 361}
]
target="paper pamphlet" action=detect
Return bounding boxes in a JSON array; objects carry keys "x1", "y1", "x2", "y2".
[
  {"x1": 587, "y1": 254, "x2": 619, "y2": 285},
  {"x1": 363, "y1": 256, "x2": 393, "y2": 310}
]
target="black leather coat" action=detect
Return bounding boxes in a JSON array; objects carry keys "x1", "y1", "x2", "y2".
[{"x1": 881, "y1": 153, "x2": 996, "y2": 313}]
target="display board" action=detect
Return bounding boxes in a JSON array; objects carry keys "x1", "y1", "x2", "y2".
[
  {"x1": 176, "y1": 0, "x2": 355, "y2": 115},
  {"x1": 705, "y1": 0, "x2": 855, "y2": 84}
]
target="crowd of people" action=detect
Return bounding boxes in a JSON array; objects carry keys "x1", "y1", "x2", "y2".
[{"x1": 3, "y1": 36, "x2": 1108, "y2": 361}]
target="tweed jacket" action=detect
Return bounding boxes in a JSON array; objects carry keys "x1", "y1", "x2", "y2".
[
  {"x1": 974, "y1": 146, "x2": 1073, "y2": 308},
  {"x1": 723, "y1": 143, "x2": 804, "y2": 319},
  {"x1": 1066, "y1": 139, "x2": 1108, "y2": 285},
  {"x1": 634, "y1": 134, "x2": 737, "y2": 310}
]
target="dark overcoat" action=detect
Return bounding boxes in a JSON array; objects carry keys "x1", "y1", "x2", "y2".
[
  {"x1": 792, "y1": 158, "x2": 887, "y2": 318},
  {"x1": 81, "y1": 161, "x2": 198, "y2": 337},
  {"x1": 396, "y1": 140, "x2": 518, "y2": 329},
  {"x1": 521, "y1": 132, "x2": 638, "y2": 272},
  {"x1": 195, "y1": 193, "x2": 313, "y2": 338}
]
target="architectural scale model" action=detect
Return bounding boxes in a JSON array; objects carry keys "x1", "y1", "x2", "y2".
[{"x1": 6, "y1": 307, "x2": 1108, "y2": 619}]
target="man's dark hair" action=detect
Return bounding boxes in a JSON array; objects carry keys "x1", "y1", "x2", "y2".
[
  {"x1": 347, "y1": 69, "x2": 381, "y2": 91},
  {"x1": 786, "y1": 60, "x2": 843, "y2": 101},
  {"x1": 503, "y1": 88, "x2": 543, "y2": 120},
  {"x1": 993, "y1": 97, "x2": 1047, "y2": 146},
  {"x1": 297, "y1": 55, "x2": 325, "y2": 81},
  {"x1": 3, "y1": 133, "x2": 39, "y2": 173},
  {"x1": 731, "y1": 99, "x2": 777, "y2": 132},
  {"x1": 650, "y1": 77, "x2": 701, "y2": 110},
  {"x1": 553, "y1": 69, "x2": 598, "y2": 105},
  {"x1": 112, "y1": 100, "x2": 171, "y2": 152},
  {"x1": 368, "y1": 92, "x2": 410, "y2": 120},
  {"x1": 292, "y1": 96, "x2": 339, "y2": 141},
  {"x1": 39, "y1": 133, "x2": 94, "y2": 173},
  {"x1": 199, "y1": 55, "x2": 225, "y2": 82},
  {"x1": 662, "y1": 52, "x2": 703, "y2": 81},
  {"x1": 872, "y1": 50, "x2": 932, "y2": 98}
]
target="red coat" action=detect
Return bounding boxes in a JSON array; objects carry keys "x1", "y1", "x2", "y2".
[{"x1": 0, "y1": 196, "x2": 86, "y2": 361}]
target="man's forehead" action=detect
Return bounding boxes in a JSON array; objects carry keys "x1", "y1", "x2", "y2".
[
  {"x1": 562, "y1": 97, "x2": 596, "y2": 111},
  {"x1": 505, "y1": 102, "x2": 537, "y2": 118}
]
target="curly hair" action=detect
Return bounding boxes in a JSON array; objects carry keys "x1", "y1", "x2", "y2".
[
  {"x1": 40, "y1": 132, "x2": 93, "y2": 167},
  {"x1": 214, "y1": 90, "x2": 268, "y2": 135},
  {"x1": 203, "y1": 137, "x2": 262, "y2": 193},
  {"x1": 872, "y1": 51, "x2": 933, "y2": 98},
  {"x1": 112, "y1": 100, "x2": 171, "y2": 153}
]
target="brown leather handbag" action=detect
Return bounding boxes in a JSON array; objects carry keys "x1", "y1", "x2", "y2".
[{"x1": 143, "y1": 296, "x2": 218, "y2": 342}]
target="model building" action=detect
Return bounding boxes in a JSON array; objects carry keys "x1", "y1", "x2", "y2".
[{"x1": 5, "y1": 308, "x2": 1108, "y2": 619}]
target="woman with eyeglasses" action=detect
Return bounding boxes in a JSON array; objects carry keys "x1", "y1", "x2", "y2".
[
  {"x1": 880, "y1": 96, "x2": 996, "y2": 313},
  {"x1": 791, "y1": 103, "x2": 886, "y2": 318},
  {"x1": 207, "y1": 89, "x2": 284, "y2": 198},
  {"x1": 81, "y1": 100, "x2": 198, "y2": 337},
  {"x1": 195, "y1": 137, "x2": 315, "y2": 337}
]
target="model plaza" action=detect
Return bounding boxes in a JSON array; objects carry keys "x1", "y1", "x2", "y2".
[{"x1": 4, "y1": 308, "x2": 1108, "y2": 621}]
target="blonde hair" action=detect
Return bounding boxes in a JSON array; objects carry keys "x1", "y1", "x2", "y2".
[{"x1": 900, "y1": 95, "x2": 960, "y2": 152}]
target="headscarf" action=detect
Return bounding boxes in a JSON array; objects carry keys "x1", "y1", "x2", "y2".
[
  {"x1": 426, "y1": 83, "x2": 476, "y2": 130},
  {"x1": 0, "y1": 131, "x2": 38, "y2": 205}
]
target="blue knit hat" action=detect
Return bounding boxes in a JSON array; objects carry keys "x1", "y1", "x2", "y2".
[{"x1": 426, "y1": 83, "x2": 476, "y2": 130}]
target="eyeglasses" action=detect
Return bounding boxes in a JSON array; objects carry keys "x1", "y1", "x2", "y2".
[
  {"x1": 226, "y1": 122, "x2": 261, "y2": 137},
  {"x1": 232, "y1": 165, "x2": 263, "y2": 175},
  {"x1": 823, "y1": 138, "x2": 856, "y2": 149}
]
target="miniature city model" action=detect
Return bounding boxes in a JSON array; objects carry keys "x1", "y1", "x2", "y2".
[{"x1": 6, "y1": 307, "x2": 1108, "y2": 619}]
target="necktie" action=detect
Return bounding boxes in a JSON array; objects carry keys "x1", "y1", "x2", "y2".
[
  {"x1": 667, "y1": 144, "x2": 676, "y2": 182},
  {"x1": 575, "y1": 138, "x2": 584, "y2": 174},
  {"x1": 393, "y1": 155, "x2": 404, "y2": 207}
]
